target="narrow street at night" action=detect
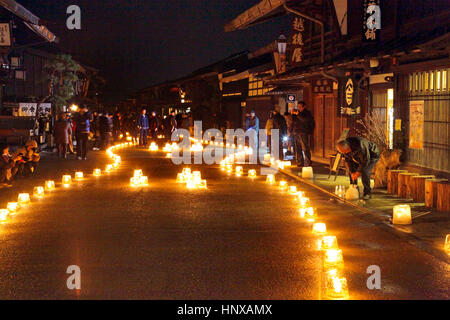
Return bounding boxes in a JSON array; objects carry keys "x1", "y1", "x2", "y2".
[
  {"x1": 0, "y1": 0, "x2": 448, "y2": 309},
  {"x1": 0, "y1": 147, "x2": 447, "y2": 300}
]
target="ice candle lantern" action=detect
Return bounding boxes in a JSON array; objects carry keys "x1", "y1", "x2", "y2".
[
  {"x1": 33, "y1": 186, "x2": 45, "y2": 198},
  {"x1": 18, "y1": 193, "x2": 30, "y2": 205},
  {"x1": 62, "y1": 175, "x2": 72, "y2": 186},
  {"x1": 266, "y1": 174, "x2": 275, "y2": 185},
  {"x1": 302, "y1": 166, "x2": 314, "y2": 179},
  {"x1": 393, "y1": 204, "x2": 412, "y2": 225},
  {"x1": 45, "y1": 180, "x2": 56, "y2": 191}
]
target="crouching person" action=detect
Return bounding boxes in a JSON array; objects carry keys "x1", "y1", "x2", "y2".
[
  {"x1": 16, "y1": 140, "x2": 40, "y2": 176},
  {"x1": 337, "y1": 137, "x2": 380, "y2": 200},
  {"x1": 0, "y1": 143, "x2": 20, "y2": 187}
]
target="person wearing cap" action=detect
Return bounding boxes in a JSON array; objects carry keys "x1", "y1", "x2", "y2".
[
  {"x1": 15, "y1": 140, "x2": 40, "y2": 176},
  {"x1": 0, "y1": 144, "x2": 20, "y2": 187}
]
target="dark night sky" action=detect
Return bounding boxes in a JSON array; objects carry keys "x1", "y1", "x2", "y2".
[{"x1": 19, "y1": 0, "x2": 290, "y2": 103}]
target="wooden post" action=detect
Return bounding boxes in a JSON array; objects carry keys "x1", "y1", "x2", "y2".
[
  {"x1": 410, "y1": 175, "x2": 435, "y2": 203},
  {"x1": 387, "y1": 170, "x2": 407, "y2": 194},
  {"x1": 398, "y1": 173, "x2": 419, "y2": 198},
  {"x1": 425, "y1": 179, "x2": 448, "y2": 208},
  {"x1": 436, "y1": 181, "x2": 450, "y2": 212}
]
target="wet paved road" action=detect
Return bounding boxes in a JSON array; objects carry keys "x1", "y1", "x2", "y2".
[{"x1": 0, "y1": 148, "x2": 448, "y2": 299}]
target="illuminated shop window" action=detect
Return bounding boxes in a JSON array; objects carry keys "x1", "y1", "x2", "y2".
[{"x1": 248, "y1": 75, "x2": 273, "y2": 97}]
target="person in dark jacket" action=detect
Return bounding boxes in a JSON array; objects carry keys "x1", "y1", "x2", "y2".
[
  {"x1": 337, "y1": 136, "x2": 380, "y2": 199},
  {"x1": 292, "y1": 101, "x2": 315, "y2": 167},
  {"x1": 54, "y1": 112, "x2": 72, "y2": 159},
  {"x1": 245, "y1": 110, "x2": 259, "y2": 149},
  {"x1": 137, "y1": 108, "x2": 149, "y2": 146},
  {"x1": 73, "y1": 105, "x2": 91, "y2": 160},
  {"x1": 148, "y1": 111, "x2": 160, "y2": 139},
  {"x1": 0, "y1": 144, "x2": 20, "y2": 186},
  {"x1": 272, "y1": 107, "x2": 287, "y2": 160},
  {"x1": 99, "y1": 112, "x2": 113, "y2": 150}
]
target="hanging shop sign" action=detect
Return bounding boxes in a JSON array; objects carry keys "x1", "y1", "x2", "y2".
[
  {"x1": 38, "y1": 103, "x2": 51, "y2": 116},
  {"x1": 311, "y1": 78, "x2": 334, "y2": 94},
  {"x1": 338, "y1": 77, "x2": 361, "y2": 116},
  {"x1": 0, "y1": 23, "x2": 11, "y2": 47},
  {"x1": 18, "y1": 103, "x2": 37, "y2": 116},
  {"x1": 287, "y1": 94, "x2": 296, "y2": 102},
  {"x1": 363, "y1": 0, "x2": 381, "y2": 41},
  {"x1": 409, "y1": 100, "x2": 424, "y2": 150},
  {"x1": 289, "y1": 17, "x2": 304, "y2": 66}
]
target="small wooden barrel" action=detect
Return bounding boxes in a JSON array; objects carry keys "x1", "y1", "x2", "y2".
[
  {"x1": 410, "y1": 175, "x2": 435, "y2": 203},
  {"x1": 436, "y1": 181, "x2": 450, "y2": 212},
  {"x1": 425, "y1": 179, "x2": 448, "y2": 208},
  {"x1": 398, "y1": 172, "x2": 419, "y2": 198},
  {"x1": 387, "y1": 170, "x2": 408, "y2": 194}
]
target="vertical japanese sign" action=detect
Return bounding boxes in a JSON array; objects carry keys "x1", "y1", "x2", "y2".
[
  {"x1": 409, "y1": 100, "x2": 424, "y2": 149},
  {"x1": 362, "y1": 0, "x2": 381, "y2": 41},
  {"x1": 0, "y1": 23, "x2": 11, "y2": 47},
  {"x1": 290, "y1": 17, "x2": 304, "y2": 66}
]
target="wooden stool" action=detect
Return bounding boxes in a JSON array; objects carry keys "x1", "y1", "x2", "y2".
[
  {"x1": 387, "y1": 170, "x2": 407, "y2": 194},
  {"x1": 398, "y1": 172, "x2": 419, "y2": 198},
  {"x1": 410, "y1": 175, "x2": 435, "y2": 203},
  {"x1": 436, "y1": 181, "x2": 450, "y2": 212},
  {"x1": 425, "y1": 179, "x2": 448, "y2": 208}
]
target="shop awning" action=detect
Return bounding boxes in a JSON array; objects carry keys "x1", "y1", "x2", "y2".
[
  {"x1": 0, "y1": 0, "x2": 58, "y2": 42},
  {"x1": 265, "y1": 85, "x2": 303, "y2": 96},
  {"x1": 224, "y1": 0, "x2": 286, "y2": 32}
]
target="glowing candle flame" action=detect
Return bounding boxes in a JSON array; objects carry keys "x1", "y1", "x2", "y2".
[
  {"x1": 318, "y1": 236, "x2": 339, "y2": 251},
  {"x1": 326, "y1": 276, "x2": 349, "y2": 300},
  {"x1": 7, "y1": 202, "x2": 18, "y2": 213},
  {"x1": 45, "y1": 180, "x2": 56, "y2": 191},
  {"x1": 18, "y1": 193, "x2": 30, "y2": 204},
  {"x1": 324, "y1": 249, "x2": 344, "y2": 268},
  {"x1": 62, "y1": 175, "x2": 72, "y2": 186},
  {"x1": 312, "y1": 223, "x2": 327, "y2": 235},
  {"x1": 75, "y1": 172, "x2": 84, "y2": 181},
  {"x1": 266, "y1": 174, "x2": 275, "y2": 185},
  {"x1": 33, "y1": 186, "x2": 45, "y2": 198},
  {"x1": 0, "y1": 209, "x2": 8, "y2": 221},
  {"x1": 93, "y1": 169, "x2": 102, "y2": 177}
]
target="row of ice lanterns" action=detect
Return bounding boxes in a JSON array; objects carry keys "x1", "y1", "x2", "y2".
[
  {"x1": 0, "y1": 142, "x2": 133, "y2": 223},
  {"x1": 216, "y1": 147, "x2": 349, "y2": 299}
]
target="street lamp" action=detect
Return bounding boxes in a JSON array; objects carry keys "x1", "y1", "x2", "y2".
[
  {"x1": 277, "y1": 34, "x2": 287, "y2": 74},
  {"x1": 277, "y1": 34, "x2": 287, "y2": 54}
]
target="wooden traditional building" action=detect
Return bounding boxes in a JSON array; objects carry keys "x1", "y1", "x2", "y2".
[{"x1": 226, "y1": 0, "x2": 450, "y2": 174}]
